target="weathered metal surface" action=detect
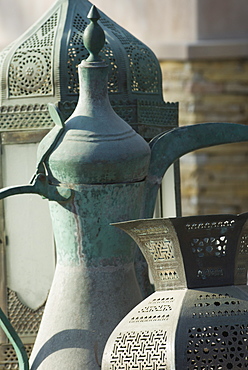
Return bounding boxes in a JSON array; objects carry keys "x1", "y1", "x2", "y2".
[
  {"x1": 31, "y1": 183, "x2": 146, "y2": 369},
  {"x1": 29, "y1": 8, "x2": 151, "y2": 369},
  {"x1": 103, "y1": 213, "x2": 248, "y2": 369}
]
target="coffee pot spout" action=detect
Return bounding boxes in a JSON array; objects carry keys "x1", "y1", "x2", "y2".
[{"x1": 144, "y1": 122, "x2": 248, "y2": 218}]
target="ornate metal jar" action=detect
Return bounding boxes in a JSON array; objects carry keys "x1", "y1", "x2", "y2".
[
  {"x1": 28, "y1": 7, "x2": 152, "y2": 370},
  {"x1": 102, "y1": 213, "x2": 248, "y2": 369}
]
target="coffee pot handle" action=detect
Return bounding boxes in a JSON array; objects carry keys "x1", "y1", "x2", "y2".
[
  {"x1": 0, "y1": 104, "x2": 71, "y2": 202},
  {"x1": 0, "y1": 169, "x2": 71, "y2": 202}
]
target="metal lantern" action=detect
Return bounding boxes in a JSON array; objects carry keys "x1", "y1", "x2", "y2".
[
  {"x1": 102, "y1": 213, "x2": 248, "y2": 369},
  {"x1": 0, "y1": 0, "x2": 178, "y2": 138}
]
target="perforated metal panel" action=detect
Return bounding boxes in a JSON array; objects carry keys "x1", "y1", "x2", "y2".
[
  {"x1": 102, "y1": 214, "x2": 248, "y2": 369},
  {"x1": 0, "y1": 289, "x2": 45, "y2": 369},
  {"x1": 8, "y1": 13, "x2": 58, "y2": 97},
  {"x1": 172, "y1": 214, "x2": 248, "y2": 288},
  {"x1": 103, "y1": 290, "x2": 186, "y2": 370},
  {"x1": 0, "y1": 343, "x2": 33, "y2": 369},
  {"x1": 0, "y1": 0, "x2": 178, "y2": 138},
  {"x1": 7, "y1": 289, "x2": 44, "y2": 338},
  {"x1": 178, "y1": 286, "x2": 248, "y2": 369}
]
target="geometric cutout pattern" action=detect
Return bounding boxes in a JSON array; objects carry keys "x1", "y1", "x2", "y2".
[
  {"x1": 239, "y1": 234, "x2": 248, "y2": 254},
  {"x1": 192, "y1": 292, "x2": 248, "y2": 319},
  {"x1": 0, "y1": 289, "x2": 45, "y2": 368},
  {"x1": 8, "y1": 12, "x2": 58, "y2": 97},
  {"x1": 0, "y1": 344, "x2": 33, "y2": 368},
  {"x1": 129, "y1": 296, "x2": 174, "y2": 324},
  {"x1": 144, "y1": 238, "x2": 175, "y2": 262},
  {"x1": 8, "y1": 288, "x2": 45, "y2": 336},
  {"x1": 159, "y1": 269, "x2": 179, "y2": 281},
  {"x1": 196, "y1": 268, "x2": 224, "y2": 280},
  {"x1": 191, "y1": 236, "x2": 228, "y2": 258},
  {"x1": 131, "y1": 225, "x2": 169, "y2": 236},
  {"x1": 129, "y1": 314, "x2": 170, "y2": 324},
  {"x1": 187, "y1": 324, "x2": 248, "y2": 369},
  {"x1": 67, "y1": 14, "x2": 120, "y2": 96},
  {"x1": 0, "y1": 106, "x2": 53, "y2": 131},
  {"x1": 9, "y1": 49, "x2": 52, "y2": 96},
  {"x1": 101, "y1": 44, "x2": 119, "y2": 93},
  {"x1": 125, "y1": 44, "x2": 159, "y2": 94},
  {"x1": 109, "y1": 330, "x2": 167, "y2": 369},
  {"x1": 67, "y1": 13, "x2": 88, "y2": 95},
  {"x1": 186, "y1": 219, "x2": 235, "y2": 231},
  {"x1": 0, "y1": 4, "x2": 178, "y2": 136},
  {"x1": 100, "y1": 17, "x2": 159, "y2": 95}
]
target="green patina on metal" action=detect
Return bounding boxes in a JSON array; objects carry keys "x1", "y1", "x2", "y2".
[
  {"x1": 29, "y1": 11, "x2": 152, "y2": 368},
  {"x1": 38, "y1": 6, "x2": 150, "y2": 268},
  {"x1": 83, "y1": 5, "x2": 105, "y2": 62},
  {"x1": 49, "y1": 182, "x2": 146, "y2": 265}
]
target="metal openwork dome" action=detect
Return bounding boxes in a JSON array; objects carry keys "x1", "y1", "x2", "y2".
[{"x1": 0, "y1": 0, "x2": 177, "y2": 139}]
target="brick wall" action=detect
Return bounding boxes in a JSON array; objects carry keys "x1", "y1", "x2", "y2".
[{"x1": 161, "y1": 59, "x2": 248, "y2": 216}]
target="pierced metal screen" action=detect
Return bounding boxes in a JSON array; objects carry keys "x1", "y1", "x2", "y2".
[
  {"x1": 0, "y1": 0, "x2": 178, "y2": 138},
  {"x1": 0, "y1": 289, "x2": 45, "y2": 369},
  {"x1": 102, "y1": 214, "x2": 248, "y2": 369}
]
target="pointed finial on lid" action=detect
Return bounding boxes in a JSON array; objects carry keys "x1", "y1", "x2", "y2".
[{"x1": 83, "y1": 5, "x2": 105, "y2": 62}]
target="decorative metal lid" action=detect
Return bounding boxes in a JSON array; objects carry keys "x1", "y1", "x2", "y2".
[
  {"x1": 0, "y1": 0, "x2": 178, "y2": 139},
  {"x1": 40, "y1": 6, "x2": 151, "y2": 185}
]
